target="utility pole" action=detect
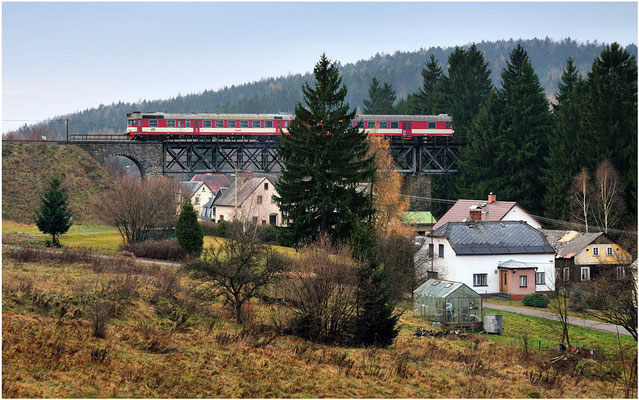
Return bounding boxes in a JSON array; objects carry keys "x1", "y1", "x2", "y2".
[
  {"x1": 234, "y1": 167, "x2": 238, "y2": 219},
  {"x1": 66, "y1": 119, "x2": 69, "y2": 142}
]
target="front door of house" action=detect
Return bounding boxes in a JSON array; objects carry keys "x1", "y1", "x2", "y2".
[{"x1": 500, "y1": 271, "x2": 508, "y2": 293}]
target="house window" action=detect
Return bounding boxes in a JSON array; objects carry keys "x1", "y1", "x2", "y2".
[
  {"x1": 428, "y1": 243, "x2": 434, "y2": 257},
  {"x1": 240, "y1": 120, "x2": 249, "y2": 128},
  {"x1": 262, "y1": 220, "x2": 266, "y2": 225},
  {"x1": 617, "y1": 266, "x2": 625, "y2": 277},
  {"x1": 215, "y1": 120, "x2": 224, "y2": 128},
  {"x1": 563, "y1": 267, "x2": 570, "y2": 281},
  {"x1": 473, "y1": 274, "x2": 487, "y2": 287},
  {"x1": 252, "y1": 217, "x2": 258, "y2": 224},
  {"x1": 390, "y1": 121, "x2": 399, "y2": 129},
  {"x1": 379, "y1": 121, "x2": 388, "y2": 129},
  {"x1": 149, "y1": 120, "x2": 158, "y2": 127},
  {"x1": 581, "y1": 267, "x2": 590, "y2": 281},
  {"x1": 428, "y1": 122, "x2": 436, "y2": 129},
  {"x1": 438, "y1": 244, "x2": 444, "y2": 258},
  {"x1": 607, "y1": 246, "x2": 613, "y2": 256},
  {"x1": 228, "y1": 120, "x2": 237, "y2": 128},
  {"x1": 265, "y1": 120, "x2": 273, "y2": 128},
  {"x1": 271, "y1": 196, "x2": 275, "y2": 204},
  {"x1": 535, "y1": 272, "x2": 545, "y2": 284},
  {"x1": 194, "y1": 196, "x2": 200, "y2": 205},
  {"x1": 167, "y1": 120, "x2": 176, "y2": 127},
  {"x1": 519, "y1": 275, "x2": 527, "y2": 287},
  {"x1": 257, "y1": 195, "x2": 262, "y2": 204},
  {"x1": 264, "y1": 182, "x2": 269, "y2": 190},
  {"x1": 592, "y1": 247, "x2": 599, "y2": 256},
  {"x1": 203, "y1": 120, "x2": 212, "y2": 128}
]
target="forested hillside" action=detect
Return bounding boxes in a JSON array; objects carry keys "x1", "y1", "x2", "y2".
[{"x1": 9, "y1": 38, "x2": 636, "y2": 139}]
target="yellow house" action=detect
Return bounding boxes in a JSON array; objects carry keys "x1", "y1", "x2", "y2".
[
  {"x1": 542, "y1": 230, "x2": 632, "y2": 284},
  {"x1": 179, "y1": 181, "x2": 215, "y2": 219}
]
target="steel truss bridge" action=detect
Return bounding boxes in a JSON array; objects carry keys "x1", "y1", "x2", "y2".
[{"x1": 66, "y1": 134, "x2": 464, "y2": 175}]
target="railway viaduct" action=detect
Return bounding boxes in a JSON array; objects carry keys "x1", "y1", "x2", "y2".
[{"x1": 7, "y1": 135, "x2": 463, "y2": 210}]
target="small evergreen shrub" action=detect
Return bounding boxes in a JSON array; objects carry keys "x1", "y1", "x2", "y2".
[
  {"x1": 200, "y1": 220, "x2": 219, "y2": 236},
  {"x1": 216, "y1": 219, "x2": 229, "y2": 238},
  {"x1": 522, "y1": 293, "x2": 550, "y2": 308},
  {"x1": 258, "y1": 225, "x2": 278, "y2": 244},
  {"x1": 176, "y1": 201, "x2": 204, "y2": 258}
]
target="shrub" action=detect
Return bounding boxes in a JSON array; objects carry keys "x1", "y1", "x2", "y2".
[
  {"x1": 258, "y1": 224, "x2": 278, "y2": 244},
  {"x1": 176, "y1": 201, "x2": 204, "y2": 257},
  {"x1": 200, "y1": 220, "x2": 219, "y2": 236},
  {"x1": 121, "y1": 239, "x2": 186, "y2": 261},
  {"x1": 92, "y1": 301, "x2": 117, "y2": 338},
  {"x1": 522, "y1": 293, "x2": 550, "y2": 308},
  {"x1": 216, "y1": 219, "x2": 229, "y2": 237}
]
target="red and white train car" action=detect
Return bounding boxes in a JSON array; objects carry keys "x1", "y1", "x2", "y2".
[{"x1": 126, "y1": 112, "x2": 453, "y2": 139}]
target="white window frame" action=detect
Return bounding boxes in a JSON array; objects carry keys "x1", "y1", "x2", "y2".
[
  {"x1": 580, "y1": 267, "x2": 590, "y2": 281},
  {"x1": 563, "y1": 267, "x2": 570, "y2": 281},
  {"x1": 519, "y1": 275, "x2": 527, "y2": 287},
  {"x1": 473, "y1": 273, "x2": 487, "y2": 287},
  {"x1": 606, "y1": 246, "x2": 613, "y2": 256},
  {"x1": 438, "y1": 244, "x2": 444, "y2": 258},
  {"x1": 535, "y1": 272, "x2": 545, "y2": 285},
  {"x1": 592, "y1": 246, "x2": 599, "y2": 256}
]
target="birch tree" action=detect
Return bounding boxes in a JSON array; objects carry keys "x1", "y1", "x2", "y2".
[
  {"x1": 570, "y1": 168, "x2": 593, "y2": 232},
  {"x1": 591, "y1": 159, "x2": 625, "y2": 234}
]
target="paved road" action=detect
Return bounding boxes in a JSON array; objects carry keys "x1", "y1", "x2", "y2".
[{"x1": 484, "y1": 303, "x2": 633, "y2": 337}]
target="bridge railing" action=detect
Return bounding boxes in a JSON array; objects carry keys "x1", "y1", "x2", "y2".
[{"x1": 68, "y1": 134, "x2": 131, "y2": 142}]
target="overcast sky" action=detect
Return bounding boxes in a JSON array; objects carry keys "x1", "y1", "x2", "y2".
[{"x1": 2, "y1": 2, "x2": 637, "y2": 133}]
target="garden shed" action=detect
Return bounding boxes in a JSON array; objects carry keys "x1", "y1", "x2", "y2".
[{"x1": 413, "y1": 279, "x2": 483, "y2": 326}]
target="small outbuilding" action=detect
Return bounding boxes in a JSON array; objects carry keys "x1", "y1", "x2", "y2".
[{"x1": 414, "y1": 279, "x2": 483, "y2": 327}]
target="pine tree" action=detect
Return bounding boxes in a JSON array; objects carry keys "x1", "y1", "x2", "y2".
[
  {"x1": 583, "y1": 43, "x2": 637, "y2": 224},
  {"x1": 176, "y1": 200, "x2": 204, "y2": 257},
  {"x1": 35, "y1": 177, "x2": 72, "y2": 247},
  {"x1": 431, "y1": 44, "x2": 493, "y2": 217},
  {"x1": 362, "y1": 77, "x2": 397, "y2": 114},
  {"x1": 275, "y1": 54, "x2": 375, "y2": 245},
  {"x1": 409, "y1": 54, "x2": 444, "y2": 114},
  {"x1": 542, "y1": 58, "x2": 585, "y2": 221},
  {"x1": 482, "y1": 44, "x2": 551, "y2": 215}
]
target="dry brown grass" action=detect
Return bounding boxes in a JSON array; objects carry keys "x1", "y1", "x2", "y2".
[{"x1": 2, "y1": 253, "x2": 636, "y2": 398}]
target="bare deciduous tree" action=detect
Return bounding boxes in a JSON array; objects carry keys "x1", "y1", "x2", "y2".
[
  {"x1": 570, "y1": 167, "x2": 593, "y2": 232},
  {"x1": 376, "y1": 230, "x2": 416, "y2": 301},
  {"x1": 184, "y1": 219, "x2": 285, "y2": 323},
  {"x1": 547, "y1": 275, "x2": 571, "y2": 346},
  {"x1": 281, "y1": 235, "x2": 358, "y2": 344},
  {"x1": 591, "y1": 159, "x2": 625, "y2": 234},
  {"x1": 92, "y1": 176, "x2": 180, "y2": 245}
]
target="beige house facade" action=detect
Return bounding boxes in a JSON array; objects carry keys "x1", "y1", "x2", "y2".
[
  {"x1": 180, "y1": 181, "x2": 215, "y2": 219},
  {"x1": 214, "y1": 176, "x2": 284, "y2": 226}
]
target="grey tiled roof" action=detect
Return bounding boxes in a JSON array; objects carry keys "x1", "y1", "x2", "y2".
[
  {"x1": 430, "y1": 221, "x2": 555, "y2": 255},
  {"x1": 540, "y1": 229, "x2": 605, "y2": 258},
  {"x1": 180, "y1": 181, "x2": 204, "y2": 198},
  {"x1": 214, "y1": 176, "x2": 270, "y2": 207}
]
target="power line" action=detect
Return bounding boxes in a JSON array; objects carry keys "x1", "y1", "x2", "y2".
[{"x1": 400, "y1": 193, "x2": 637, "y2": 236}]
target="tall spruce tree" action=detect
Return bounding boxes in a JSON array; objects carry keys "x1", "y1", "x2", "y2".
[
  {"x1": 362, "y1": 77, "x2": 397, "y2": 114},
  {"x1": 542, "y1": 58, "x2": 585, "y2": 221},
  {"x1": 275, "y1": 54, "x2": 375, "y2": 245},
  {"x1": 431, "y1": 44, "x2": 493, "y2": 217},
  {"x1": 409, "y1": 54, "x2": 444, "y2": 114},
  {"x1": 583, "y1": 43, "x2": 638, "y2": 224},
  {"x1": 35, "y1": 177, "x2": 72, "y2": 247}
]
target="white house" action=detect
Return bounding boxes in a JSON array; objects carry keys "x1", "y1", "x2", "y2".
[
  {"x1": 432, "y1": 193, "x2": 542, "y2": 231},
  {"x1": 415, "y1": 221, "x2": 555, "y2": 299},
  {"x1": 214, "y1": 175, "x2": 284, "y2": 226},
  {"x1": 179, "y1": 181, "x2": 215, "y2": 219}
]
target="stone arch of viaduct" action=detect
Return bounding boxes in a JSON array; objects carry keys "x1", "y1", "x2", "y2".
[{"x1": 72, "y1": 142, "x2": 164, "y2": 178}]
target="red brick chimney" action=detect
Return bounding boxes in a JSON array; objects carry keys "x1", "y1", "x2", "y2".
[
  {"x1": 469, "y1": 206, "x2": 482, "y2": 221},
  {"x1": 488, "y1": 192, "x2": 496, "y2": 204}
]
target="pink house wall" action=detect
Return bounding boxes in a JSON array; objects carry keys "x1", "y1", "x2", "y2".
[{"x1": 499, "y1": 268, "x2": 536, "y2": 300}]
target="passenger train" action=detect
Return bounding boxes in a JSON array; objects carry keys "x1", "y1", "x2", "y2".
[{"x1": 126, "y1": 111, "x2": 453, "y2": 140}]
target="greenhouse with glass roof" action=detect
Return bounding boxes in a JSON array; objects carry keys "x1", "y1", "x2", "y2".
[{"x1": 413, "y1": 279, "x2": 483, "y2": 327}]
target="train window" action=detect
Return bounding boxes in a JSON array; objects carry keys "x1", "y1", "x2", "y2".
[
  {"x1": 367, "y1": 121, "x2": 376, "y2": 129},
  {"x1": 240, "y1": 120, "x2": 249, "y2": 128},
  {"x1": 167, "y1": 120, "x2": 176, "y2": 127},
  {"x1": 428, "y1": 122, "x2": 436, "y2": 129},
  {"x1": 203, "y1": 120, "x2": 212, "y2": 128},
  {"x1": 186, "y1": 121, "x2": 192, "y2": 128},
  {"x1": 228, "y1": 120, "x2": 237, "y2": 128},
  {"x1": 284, "y1": 121, "x2": 289, "y2": 127},
  {"x1": 127, "y1": 120, "x2": 136, "y2": 126},
  {"x1": 149, "y1": 120, "x2": 158, "y2": 127},
  {"x1": 178, "y1": 121, "x2": 185, "y2": 127},
  {"x1": 390, "y1": 122, "x2": 399, "y2": 129},
  {"x1": 379, "y1": 121, "x2": 388, "y2": 129},
  {"x1": 445, "y1": 122, "x2": 452, "y2": 129},
  {"x1": 252, "y1": 120, "x2": 261, "y2": 128},
  {"x1": 264, "y1": 121, "x2": 273, "y2": 128},
  {"x1": 215, "y1": 120, "x2": 224, "y2": 128}
]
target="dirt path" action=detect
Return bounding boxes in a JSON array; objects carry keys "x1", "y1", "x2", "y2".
[{"x1": 484, "y1": 302, "x2": 633, "y2": 337}]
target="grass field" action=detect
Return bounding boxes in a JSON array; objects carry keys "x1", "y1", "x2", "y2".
[{"x1": 2, "y1": 250, "x2": 636, "y2": 398}]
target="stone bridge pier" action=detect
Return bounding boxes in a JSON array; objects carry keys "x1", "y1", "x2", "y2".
[{"x1": 72, "y1": 142, "x2": 164, "y2": 178}]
